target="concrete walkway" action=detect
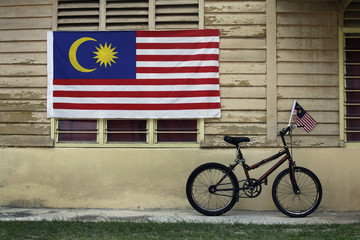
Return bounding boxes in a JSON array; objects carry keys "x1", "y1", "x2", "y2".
[{"x1": 0, "y1": 207, "x2": 359, "y2": 224}]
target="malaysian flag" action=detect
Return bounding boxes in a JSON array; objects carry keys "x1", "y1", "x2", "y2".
[
  {"x1": 290, "y1": 101, "x2": 317, "y2": 133},
  {"x1": 47, "y1": 30, "x2": 220, "y2": 119}
]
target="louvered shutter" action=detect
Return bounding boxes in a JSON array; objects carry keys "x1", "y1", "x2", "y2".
[
  {"x1": 57, "y1": 0, "x2": 100, "y2": 30},
  {"x1": 344, "y1": 1, "x2": 360, "y2": 27},
  {"x1": 155, "y1": 0, "x2": 199, "y2": 29},
  {"x1": 106, "y1": 0, "x2": 149, "y2": 30},
  {"x1": 56, "y1": 0, "x2": 200, "y2": 30}
]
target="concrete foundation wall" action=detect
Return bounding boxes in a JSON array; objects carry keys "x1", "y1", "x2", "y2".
[{"x1": 0, "y1": 147, "x2": 359, "y2": 211}]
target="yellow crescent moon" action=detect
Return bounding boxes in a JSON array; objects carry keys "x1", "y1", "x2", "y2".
[{"x1": 69, "y1": 37, "x2": 97, "y2": 73}]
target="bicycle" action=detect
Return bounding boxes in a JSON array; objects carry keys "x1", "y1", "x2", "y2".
[{"x1": 186, "y1": 124, "x2": 322, "y2": 218}]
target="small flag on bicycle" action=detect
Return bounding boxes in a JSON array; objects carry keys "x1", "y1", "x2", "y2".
[{"x1": 291, "y1": 101, "x2": 317, "y2": 133}]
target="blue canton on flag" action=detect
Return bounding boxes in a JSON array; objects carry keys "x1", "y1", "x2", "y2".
[{"x1": 53, "y1": 31, "x2": 136, "y2": 79}]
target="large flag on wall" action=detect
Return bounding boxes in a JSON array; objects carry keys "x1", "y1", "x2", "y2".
[{"x1": 47, "y1": 30, "x2": 221, "y2": 119}]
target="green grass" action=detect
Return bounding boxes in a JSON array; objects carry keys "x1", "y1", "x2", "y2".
[{"x1": 0, "y1": 221, "x2": 359, "y2": 240}]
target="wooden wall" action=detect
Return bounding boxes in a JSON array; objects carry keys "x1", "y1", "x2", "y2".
[
  {"x1": 0, "y1": 0, "x2": 343, "y2": 148},
  {"x1": 203, "y1": 0, "x2": 267, "y2": 147},
  {"x1": 0, "y1": 0, "x2": 53, "y2": 146},
  {"x1": 276, "y1": 0, "x2": 340, "y2": 147},
  {"x1": 202, "y1": 0, "x2": 342, "y2": 147}
]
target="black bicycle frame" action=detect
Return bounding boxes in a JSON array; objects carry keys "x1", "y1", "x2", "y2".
[
  {"x1": 224, "y1": 125, "x2": 300, "y2": 192},
  {"x1": 242, "y1": 149, "x2": 290, "y2": 185}
]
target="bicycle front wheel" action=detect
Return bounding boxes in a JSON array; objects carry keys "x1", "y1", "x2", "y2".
[
  {"x1": 272, "y1": 167, "x2": 322, "y2": 217},
  {"x1": 186, "y1": 162, "x2": 239, "y2": 216}
]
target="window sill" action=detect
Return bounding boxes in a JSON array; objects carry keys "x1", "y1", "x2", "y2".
[{"x1": 54, "y1": 142, "x2": 200, "y2": 148}]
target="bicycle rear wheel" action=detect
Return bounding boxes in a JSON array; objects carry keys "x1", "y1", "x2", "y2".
[
  {"x1": 186, "y1": 162, "x2": 239, "y2": 216},
  {"x1": 272, "y1": 167, "x2": 322, "y2": 217}
]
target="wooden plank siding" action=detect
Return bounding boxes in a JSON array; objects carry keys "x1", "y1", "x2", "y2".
[
  {"x1": 0, "y1": 0, "x2": 53, "y2": 146},
  {"x1": 276, "y1": 0, "x2": 341, "y2": 147},
  {"x1": 203, "y1": 0, "x2": 267, "y2": 147},
  {"x1": 202, "y1": 0, "x2": 342, "y2": 148},
  {"x1": 0, "y1": 0, "x2": 343, "y2": 148}
]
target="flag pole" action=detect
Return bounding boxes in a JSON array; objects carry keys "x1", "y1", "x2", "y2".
[{"x1": 288, "y1": 100, "x2": 297, "y2": 126}]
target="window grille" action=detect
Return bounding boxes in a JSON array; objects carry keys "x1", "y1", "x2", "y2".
[{"x1": 344, "y1": 33, "x2": 360, "y2": 141}]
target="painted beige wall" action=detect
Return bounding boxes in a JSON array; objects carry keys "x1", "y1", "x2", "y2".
[{"x1": 0, "y1": 147, "x2": 359, "y2": 211}]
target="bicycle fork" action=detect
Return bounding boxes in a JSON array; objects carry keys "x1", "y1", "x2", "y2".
[
  {"x1": 289, "y1": 163, "x2": 300, "y2": 194},
  {"x1": 286, "y1": 147, "x2": 300, "y2": 194}
]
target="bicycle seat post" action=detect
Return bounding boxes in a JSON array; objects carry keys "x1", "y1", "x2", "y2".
[
  {"x1": 223, "y1": 136, "x2": 250, "y2": 164},
  {"x1": 236, "y1": 145, "x2": 245, "y2": 163}
]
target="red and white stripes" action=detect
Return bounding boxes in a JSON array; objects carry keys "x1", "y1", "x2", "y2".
[
  {"x1": 296, "y1": 113, "x2": 317, "y2": 133},
  {"x1": 133, "y1": 29, "x2": 220, "y2": 118}
]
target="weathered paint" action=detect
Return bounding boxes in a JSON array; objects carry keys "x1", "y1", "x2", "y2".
[
  {"x1": 1, "y1": 0, "x2": 357, "y2": 212},
  {"x1": 0, "y1": 147, "x2": 359, "y2": 211}
]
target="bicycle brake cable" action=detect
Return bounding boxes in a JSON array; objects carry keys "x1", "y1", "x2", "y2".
[{"x1": 289, "y1": 127, "x2": 293, "y2": 159}]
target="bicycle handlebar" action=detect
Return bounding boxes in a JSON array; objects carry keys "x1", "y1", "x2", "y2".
[
  {"x1": 280, "y1": 124, "x2": 304, "y2": 136},
  {"x1": 280, "y1": 126, "x2": 291, "y2": 136}
]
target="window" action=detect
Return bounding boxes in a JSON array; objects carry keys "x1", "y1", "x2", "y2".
[
  {"x1": 343, "y1": 33, "x2": 360, "y2": 142},
  {"x1": 107, "y1": 120, "x2": 147, "y2": 143},
  {"x1": 156, "y1": 120, "x2": 198, "y2": 142},
  {"x1": 53, "y1": 119, "x2": 202, "y2": 147},
  {"x1": 52, "y1": 0, "x2": 205, "y2": 147},
  {"x1": 57, "y1": 119, "x2": 98, "y2": 142}
]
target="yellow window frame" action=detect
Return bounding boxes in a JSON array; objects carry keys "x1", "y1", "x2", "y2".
[
  {"x1": 51, "y1": 118, "x2": 204, "y2": 148},
  {"x1": 339, "y1": 27, "x2": 360, "y2": 145}
]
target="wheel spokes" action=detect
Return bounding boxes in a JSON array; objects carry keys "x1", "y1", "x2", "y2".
[{"x1": 191, "y1": 168, "x2": 235, "y2": 211}]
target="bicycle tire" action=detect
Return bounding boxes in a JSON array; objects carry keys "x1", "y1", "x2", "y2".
[
  {"x1": 272, "y1": 167, "x2": 322, "y2": 217},
  {"x1": 186, "y1": 162, "x2": 239, "y2": 216}
]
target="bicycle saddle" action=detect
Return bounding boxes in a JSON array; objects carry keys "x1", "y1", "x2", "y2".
[{"x1": 224, "y1": 136, "x2": 250, "y2": 145}]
